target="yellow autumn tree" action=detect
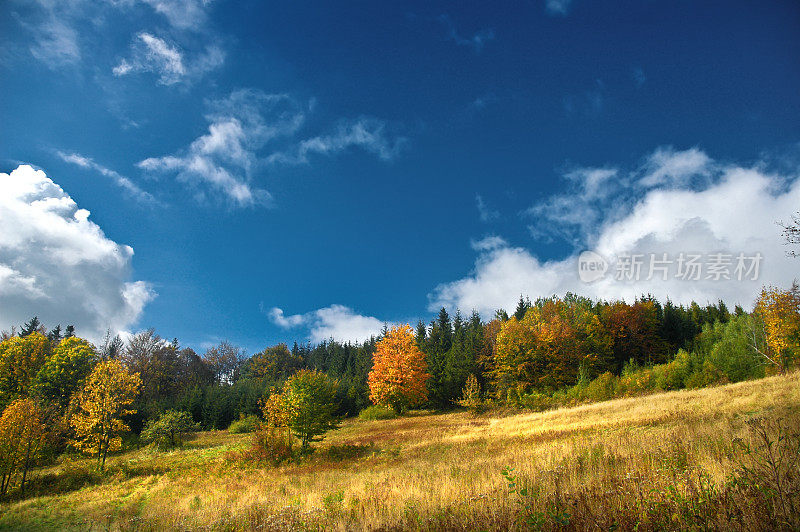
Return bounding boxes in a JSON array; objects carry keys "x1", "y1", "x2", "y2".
[
  {"x1": 0, "y1": 398, "x2": 48, "y2": 496},
  {"x1": 70, "y1": 360, "x2": 141, "y2": 469},
  {"x1": 753, "y1": 283, "x2": 800, "y2": 372},
  {"x1": 368, "y1": 324, "x2": 429, "y2": 414},
  {"x1": 0, "y1": 332, "x2": 51, "y2": 409}
]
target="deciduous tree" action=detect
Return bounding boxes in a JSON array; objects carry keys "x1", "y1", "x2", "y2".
[
  {"x1": 368, "y1": 324, "x2": 429, "y2": 413},
  {"x1": 262, "y1": 369, "x2": 339, "y2": 452},
  {"x1": 0, "y1": 332, "x2": 51, "y2": 409},
  {"x1": 70, "y1": 360, "x2": 141, "y2": 469},
  {"x1": 753, "y1": 283, "x2": 800, "y2": 371},
  {"x1": 0, "y1": 398, "x2": 48, "y2": 496}
]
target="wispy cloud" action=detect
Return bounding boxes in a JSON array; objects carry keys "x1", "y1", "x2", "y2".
[
  {"x1": 545, "y1": 0, "x2": 574, "y2": 16},
  {"x1": 632, "y1": 67, "x2": 646, "y2": 88},
  {"x1": 138, "y1": 89, "x2": 404, "y2": 207},
  {"x1": 637, "y1": 146, "x2": 713, "y2": 188},
  {"x1": 476, "y1": 194, "x2": 499, "y2": 222},
  {"x1": 141, "y1": 0, "x2": 213, "y2": 31},
  {"x1": 438, "y1": 15, "x2": 495, "y2": 53},
  {"x1": 57, "y1": 150, "x2": 159, "y2": 205},
  {"x1": 267, "y1": 117, "x2": 405, "y2": 166},
  {"x1": 138, "y1": 90, "x2": 300, "y2": 206},
  {"x1": 113, "y1": 32, "x2": 224, "y2": 85}
]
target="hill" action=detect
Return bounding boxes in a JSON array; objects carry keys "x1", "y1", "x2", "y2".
[{"x1": 1, "y1": 372, "x2": 798, "y2": 530}]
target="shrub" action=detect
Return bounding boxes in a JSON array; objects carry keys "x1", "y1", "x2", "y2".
[
  {"x1": 358, "y1": 405, "x2": 398, "y2": 421},
  {"x1": 456, "y1": 374, "x2": 486, "y2": 415},
  {"x1": 579, "y1": 371, "x2": 617, "y2": 402},
  {"x1": 228, "y1": 415, "x2": 260, "y2": 434},
  {"x1": 242, "y1": 426, "x2": 295, "y2": 465},
  {"x1": 685, "y1": 361, "x2": 729, "y2": 389},
  {"x1": 519, "y1": 391, "x2": 552, "y2": 412}
]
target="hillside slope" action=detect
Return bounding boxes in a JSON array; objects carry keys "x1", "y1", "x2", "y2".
[{"x1": 1, "y1": 372, "x2": 799, "y2": 530}]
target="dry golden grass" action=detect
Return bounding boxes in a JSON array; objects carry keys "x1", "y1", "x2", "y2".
[{"x1": 1, "y1": 372, "x2": 798, "y2": 531}]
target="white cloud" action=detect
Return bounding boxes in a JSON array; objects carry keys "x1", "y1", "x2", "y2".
[
  {"x1": 113, "y1": 32, "x2": 223, "y2": 85},
  {"x1": 0, "y1": 165, "x2": 155, "y2": 342},
  {"x1": 430, "y1": 150, "x2": 800, "y2": 315},
  {"x1": 638, "y1": 146, "x2": 712, "y2": 188},
  {"x1": 140, "y1": 90, "x2": 403, "y2": 206},
  {"x1": 138, "y1": 90, "x2": 304, "y2": 206},
  {"x1": 268, "y1": 304, "x2": 385, "y2": 343},
  {"x1": 57, "y1": 150, "x2": 158, "y2": 205}
]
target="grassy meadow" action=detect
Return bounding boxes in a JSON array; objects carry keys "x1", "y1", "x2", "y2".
[{"x1": 1, "y1": 372, "x2": 799, "y2": 531}]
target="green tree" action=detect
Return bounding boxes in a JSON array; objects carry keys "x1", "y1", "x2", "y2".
[
  {"x1": 263, "y1": 369, "x2": 339, "y2": 452},
  {"x1": 32, "y1": 336, "x2": 97, "y2": 409},
  {"x1": 0, "y1": 332, "x2": 51, "y2": 409},
  {"x1": 141, "y1": 410, "x2": 199, "y2": 450}
]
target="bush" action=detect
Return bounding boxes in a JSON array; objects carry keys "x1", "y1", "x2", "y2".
[
  {"x1": 228, "y1": 415, "x2": 260, "y2": 434},
  {"x1": 685, "y1": 361, "x2": 729, "y2": 389},
  {"x1": 519, "y1": 391, "x2": 552, "y2": 412},
  {"x1": 241, "y1": 426, "x2": 295, "y2": 465},
  {"x1": 359, "y1": 405, "x2": 397, "y2": 421}
]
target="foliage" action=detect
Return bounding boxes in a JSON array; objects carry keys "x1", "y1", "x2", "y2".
[
  {"x1": 0, "y1": 398, "x2": 48, "y2": 496},
  {"x1": 262, "y1": 369, "x2": 340, "y2": 452},
  {"x1": 238, "y1": 425, "x2": 295, "y2": 465},
  {"x1": 31, "y1": 336, "x2": 97, "y2": 409},
  {"x1": 358, "y1": 405, "x2": 398, "y2": 421},
  {"x1": 228, "y1": 414, "x2": 260, "y2": 434},
  {"x1": 456, "y1": 374, "x2": 485, "y2": 414},
  {"x1": 70, "y1": 360, "x2": 141, "y2": 469},
  {"x1": 754, "y1": 283, "x2": 800, "y2": 371},
  {"x1": 368, "y1": 324, "x2": 430, "y2": 413},
  {"x1": 141, "y1": 410, "x2": 199, "y2": 450},
  {"x1": 0, "y1": 333, "x2": 51, "y2": 409},
  {"x1": 493, "y1": 296, "x2": 610, "y2": 396}
]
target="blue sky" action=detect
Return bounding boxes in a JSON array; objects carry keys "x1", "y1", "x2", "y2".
[{"x1": 1, "y1": 0, "x2": 799, "y2": 353}]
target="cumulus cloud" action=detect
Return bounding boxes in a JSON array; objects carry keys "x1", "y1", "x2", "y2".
[
  {"x1": 113, "y1": 32, "x2": 223, "y2": 85},
  {"x1": 267, "y1": 304, "x2": 385, "y2": 343},
  {"x1": 140, "y1": 89, "x2": 403, "y2": 207},
  {"x1": 431, "y1": 149, "x2": 800, "y2": 315},
  {"x1": 57, "y1": 150, "x2": 158, "y2": 205},
  {"x1": 0, "y1": 165, "x2": 155, "y2": 342}
]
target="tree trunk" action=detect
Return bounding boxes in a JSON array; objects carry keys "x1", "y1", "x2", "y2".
[{"x1": 20, "y1": 440, "x2": 32, "y2": 495}]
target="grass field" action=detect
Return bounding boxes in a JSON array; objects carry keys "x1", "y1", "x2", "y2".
[{"x1": 1, "y1": 373, "x2": 799, "y2": 531}]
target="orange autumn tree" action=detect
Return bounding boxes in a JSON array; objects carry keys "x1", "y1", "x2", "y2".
[
  {"x1": 753, "y1": 283, "x2": 800, "y2": 372},
  {"x1": 368, "y1": 324, "x2": 430, "y2": 414}
]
